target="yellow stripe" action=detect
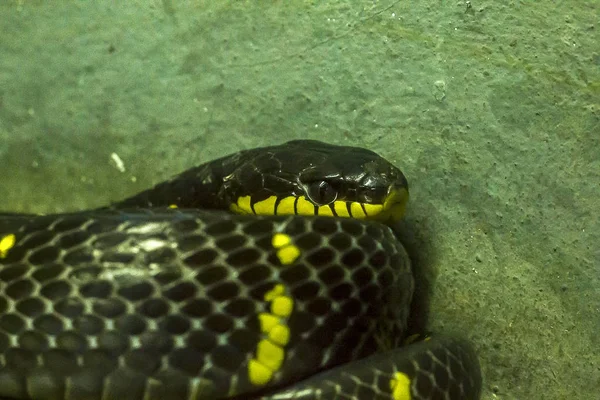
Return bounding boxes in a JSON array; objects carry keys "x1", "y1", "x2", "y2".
[
  {"x1": 258, "y1": 313, "x2": 280, "y2": 333},
  {"x1": 390, "y1": 372, "x2": 412, "y2": 400},
  {"x1": 248, "y1": 359, "x2": 273, "y2": 386},
  {"x1": 249, "y1": 284, "x2": 295, "y2": 387},
  {"x1": 264, "y1": 284, "x2": 285, "y2": 301},
  {"x1": 272, "y1": 233, "x2": 292, "y2": 248},
  {"x1": 268, "y1": 324, "x2": 290, "y2": 346},
  {"x1": 256, "y1": 339, "x2": 284, "y2": 370},
  {"x1": 0, "y1": 234, "x2": 16, "y2": 258},
  {"x1": 272, "y1": 233, "x2": 300, "y2": 265},
  {"x1": 271, "y1": 296, "x2": 293, "y2": 317},
  {"x1": 276, "y1": 246, "x2": 300, "y2": 265}
]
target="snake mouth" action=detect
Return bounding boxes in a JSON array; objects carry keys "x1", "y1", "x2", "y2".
[
  {"x1": 366, "y1": 185, "x2": 409, "y2": 224},
  {"x1": 229, "y1": 185, "x2": 409, "y2": 224}
]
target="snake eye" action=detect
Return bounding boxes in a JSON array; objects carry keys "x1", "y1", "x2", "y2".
[{"x1": 305, "y1": 180, "x2": 338, "y2": 205}]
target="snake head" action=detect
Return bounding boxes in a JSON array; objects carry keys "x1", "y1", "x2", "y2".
[{"x1": 226, "y1": 140, "x2": 409, "y2": 224}]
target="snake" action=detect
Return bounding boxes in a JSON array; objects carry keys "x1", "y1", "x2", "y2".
[{"x1": 0, "y1": 140, "x2": 481, "y2": 400}]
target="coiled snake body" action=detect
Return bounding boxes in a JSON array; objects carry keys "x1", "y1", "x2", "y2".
[{"x1": 0, "y1": 140, "x2": 481, "y2": 399}]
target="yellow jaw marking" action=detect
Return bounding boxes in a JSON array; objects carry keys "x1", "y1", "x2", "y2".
[
  {"x1": 294, "y1": 196, "x2": 314, "y2": 215},
  {"x1": 390, "y1": 372, "x2": 412, "y2": 400},
  {"x1": 378, "y1": 187, "x2": 409, "y2": 223},
  {"x1": 333, "y1": 201, "x2": 350, "y2": 217},
  {"x1": 317, "y1": 204, "x2": 334, "y2": 217},
  {"x1": 230, "y1": 186, "x2": 408, "y2": 223},
  {"x1": 230, "y1": 195, "x2": 253, "y2": 215},
  {"x1": 276, "y1": 196, "x2": 296, "y2": 214},
  {"x1": 253, "y1": 196, "x2": 277, "y2": 214},
  {"x1": 350, "y1": 202, "x2": 367, "y2": 219},
  {"x1": 363, "y1": 203, "x2": 384, "y2": 216},
  {"x1": 248, "y1": 284, "x2": 294, "y2": 387},
  {"x1": 0, "y1": 234, "x2": 16, "y2": 259}
]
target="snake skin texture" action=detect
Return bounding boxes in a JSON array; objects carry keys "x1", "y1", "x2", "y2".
[
  {"x1": 0, "y1": 140, "x2": 482, "y2": 400},
  {"x1": 260, "y1": 336, "x2": 481, "y2": 400},
  {"x1": 0, "y1": 209, "x2": 412, "y2": 400}
]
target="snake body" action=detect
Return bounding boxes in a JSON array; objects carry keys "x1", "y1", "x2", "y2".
[{"x1": 0, "y1": 140, "x2": 481, "y2": 399}]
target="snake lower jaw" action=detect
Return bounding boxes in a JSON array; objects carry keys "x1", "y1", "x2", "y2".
[{"x1": 373, "y1": 186, "x2": 409, "y2": 224}]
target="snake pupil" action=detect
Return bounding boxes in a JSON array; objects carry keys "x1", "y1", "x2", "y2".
[{"x1": 306, "y1": 180, "x2": 337, "y2": 205}]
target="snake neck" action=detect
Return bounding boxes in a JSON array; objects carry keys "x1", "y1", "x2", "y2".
[{"x1": 112, "y1": 154, "x2": 235, "y2": 210}]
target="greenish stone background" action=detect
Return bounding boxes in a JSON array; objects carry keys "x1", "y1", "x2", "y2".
[{"x1": 0, "y1": 1, "x2": 598, "y2": 399}]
